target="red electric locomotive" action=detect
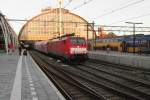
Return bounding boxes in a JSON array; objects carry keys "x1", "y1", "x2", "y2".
[{"x1": 34, "y1": 34, "x2": 88, "y2": 63}]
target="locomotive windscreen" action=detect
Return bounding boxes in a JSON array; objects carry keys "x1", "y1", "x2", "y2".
[{"x1": 70, "y1": 37, "x2": 85, "y2": 45}]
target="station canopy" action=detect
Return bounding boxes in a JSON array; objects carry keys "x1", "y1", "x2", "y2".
[
  {"x1": 0, "y1": 12, "x2": 17, "y2": 53},
  {"x1": 19, "y1": 7, "x2": 94, "y2": 41}
]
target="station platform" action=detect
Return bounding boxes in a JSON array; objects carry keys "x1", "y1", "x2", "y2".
[
  {"x1": 89, "y1": 50, "x2": 150, "y2": 70},
  {"x1": 0, "y1": 50, "x2": 65, "y2": 100}
]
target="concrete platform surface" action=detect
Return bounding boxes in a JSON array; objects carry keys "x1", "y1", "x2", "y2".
[
  {"x1": 0, "y1": 52, "x2": 19, "y2": 100},
  {"x1": 0, "y1": 51, "x2": 65, "y2": 100},
  {"x1": 89, "y1": 50, "x2": 150, "y2": 69}
]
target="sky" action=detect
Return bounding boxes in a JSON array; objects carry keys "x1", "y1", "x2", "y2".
[{"x1": 0, "y1": 0, "x2": 150, "y2": 35}]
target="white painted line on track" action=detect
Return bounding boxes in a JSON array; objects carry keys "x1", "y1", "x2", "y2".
[
  {"x1": 10, "y1": 55, "x2": 23, "y2": 100},
  {"x1": 29, "y1": 54, "x2": 66, "y2": 100}
]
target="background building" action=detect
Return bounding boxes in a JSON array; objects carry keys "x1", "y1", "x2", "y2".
[{"x1": 19, "y1": 7, "x2": 94, "y2": 41}]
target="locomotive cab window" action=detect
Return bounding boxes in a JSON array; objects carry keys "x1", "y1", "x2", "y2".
[{"x1": 70, "y1": 37, "x2": 85, "y2": 45}]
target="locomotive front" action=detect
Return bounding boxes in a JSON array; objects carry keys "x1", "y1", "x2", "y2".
[{"x1": 69, "y1": 37, "x2": 88, "y2": 62}]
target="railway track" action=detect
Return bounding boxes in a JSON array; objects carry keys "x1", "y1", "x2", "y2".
[
  {"x1": 29, "y1": 51, "x2": 150, "y2": 100},
  {"x1": 30, "y1": 51, "x2": 104, "y2": 100},
  {"x1": 57, "y1": 63, "x2": 150, "y2": 100},
  {"x1": 79, "y1": 63, "x2": 150, "y2": 99},
  {"x1": 90, "y1": 58, "x2": 150, "y2": 80}
]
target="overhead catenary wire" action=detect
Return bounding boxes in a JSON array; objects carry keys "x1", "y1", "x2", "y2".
[
  {"x1": 63, "y1": 0, "x2": 73, "y2": 8},
  {"x1": 93, "y1": 0, "x2": 145, "y2": 20},
  {"x1": 7, "y1": 18, "x2": 89, "y2": 24},
  {"x1": 8, "y1": 0, "x2": 94, "y2": 23},
  {"x1": 117, "y1": 0, "x2": 139, "y2": 7},
  {"x1": 92, "y1": 0, "x2": 138, "y2": 16},
  {"x1": 70, "y1": 0, "x2": 94, "y2": 11},
  {"x1": 8, "y1": 0, "x2": 149, "y2": 29},
  {"x1": 39, "y1": 0, "x2": 94, "y2": 25},
  {"x1": 7, "y1": 19, "x2": 28, "y2": 21},
  {"x1": 108, "y1": 12, "x2": 150, "y2": 25}
]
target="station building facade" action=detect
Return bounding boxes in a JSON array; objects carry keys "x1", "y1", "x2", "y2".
[{"x1": 19, "y1": 7, "x2": 94, "y2": 41}]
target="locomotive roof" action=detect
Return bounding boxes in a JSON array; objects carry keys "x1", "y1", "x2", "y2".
[
  {"x1": 51, "y1": 33, "x2": 75, "y2": 41},
  {"x1": 51, "y1": 37, "x2": 68, "y2": 42},
  {"x1": 51, "y1": 36, "x2": 84, "y2": 42}
]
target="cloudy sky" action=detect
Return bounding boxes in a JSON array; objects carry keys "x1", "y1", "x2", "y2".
[{"x1": 0, "y1": 0, "x2": 150, "y2": 34}]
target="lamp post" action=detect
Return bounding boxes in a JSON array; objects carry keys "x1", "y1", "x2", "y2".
[
  {"x1": 57, "y1": 0, "x2": 64, "y2": 37},
  {"x1": 125, "y1": 22, "x2": 143, "y2": 53}
]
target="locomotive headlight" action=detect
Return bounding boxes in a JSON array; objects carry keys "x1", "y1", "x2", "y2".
[
  {"x1": 70, "y1": 48, "x2": 74, "y2": 54},
  {"x1": 70, "y1": 48, "x2": 77, "y2": 54},
  {"x1": 70, "y1": 51, "x2": 74, "y2": 54}
]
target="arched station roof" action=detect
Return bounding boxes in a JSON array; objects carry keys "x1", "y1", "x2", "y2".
[{"x1": 19, "y1": 7, "x2": 94, "y2": 41}]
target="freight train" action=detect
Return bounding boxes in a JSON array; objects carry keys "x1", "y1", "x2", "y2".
[
  {"x1": 34, "y1": 34, "x2": 88, "y2": 63},
  {"x1": 94, "y1": 34, "x2": 150, "y2": 53}
]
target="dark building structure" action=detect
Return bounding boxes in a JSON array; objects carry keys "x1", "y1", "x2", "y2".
[{"x1": 0, "y1": 12, "x2": 17, "y2": 53}]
